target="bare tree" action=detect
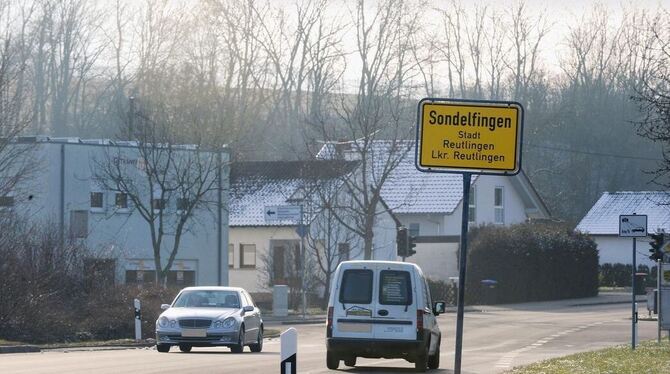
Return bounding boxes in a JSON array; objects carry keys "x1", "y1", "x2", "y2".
[
  {"x1": 310, "y1": 0, "x2": 419, "y2": 260},
  {"x1": 94, "y1": 100, "x2": 227, "y2": 285},
  {"x1": 634, "y1": 9, "x2": 670, "y2": 186},
  {"x1": 305, "y1": 195, "x2": 359, "y2": 307},
  {"x1": 0, "y1": 0, "x2": 38, "y2": 196}
]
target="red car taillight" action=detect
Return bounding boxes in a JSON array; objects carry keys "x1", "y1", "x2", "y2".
[{"x1": 327, "y1": 306, "x2": 334, "y2": 338}]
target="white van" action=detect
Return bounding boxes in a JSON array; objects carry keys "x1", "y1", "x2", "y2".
[{"x1": 326, "y1": 261, "x2": 445, "y2": 372}]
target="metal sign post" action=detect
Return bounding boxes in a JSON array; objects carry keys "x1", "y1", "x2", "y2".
[
  {"x1": 415, "y1": 98, "x2": 524, "y2": 374},
  {"x1": 454, "y1": 173, "x2": 471, "y2": 373},
  {"x1": 618, "y1": 214, "x2": 647, "y2": 350}
]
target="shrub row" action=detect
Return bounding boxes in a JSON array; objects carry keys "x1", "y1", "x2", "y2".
[
  {"x1": 0, "y1": 215, "x2": 180, "y2": 343},
  {"x1": 465, "y1": 222, "x2": 599, "y2": 304}
]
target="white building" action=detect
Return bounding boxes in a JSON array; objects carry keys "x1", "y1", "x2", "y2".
[
  {"x1": 576, "y1": 191, "x2": 670, "y2": 267},
  {"x1": 2, "y1": 136, "x2": 229, "y2": 287},
  {"x1": 228, "y1": 160, "x2": 398, "y2": 300},
  {"x1": 319, "y1": 140, "x2": 551, "y2": 282}
]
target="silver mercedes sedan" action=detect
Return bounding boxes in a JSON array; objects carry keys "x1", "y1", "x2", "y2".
[{"x1": 155, "y1": 286, "x2": 263, "y2": 353}]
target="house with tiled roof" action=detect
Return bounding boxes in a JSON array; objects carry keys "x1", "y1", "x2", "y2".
[
  {"x1": 576, "y1": 191, "x2": 670, "y2": 266},
  {"x1": 228, "y1": 160, "x2": 399, "y2": 299},
  {"x1": 319, "y1": 140, "x2": 550, "y2": 281}
]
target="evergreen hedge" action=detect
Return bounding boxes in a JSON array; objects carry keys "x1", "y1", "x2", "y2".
[{"x1": 465, "y1": 222, "x2": 599, "y2": 304}]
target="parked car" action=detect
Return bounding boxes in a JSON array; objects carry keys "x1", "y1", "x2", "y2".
[
  {"x1": 155, "y1": 286, "x2": 263, "y2": 353},
  {"x1": 326, "y1": 260, "x2": 445, "y2": 372}
]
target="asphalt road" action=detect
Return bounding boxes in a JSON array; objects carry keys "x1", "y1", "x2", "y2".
[{"x1": 1, "y1": 301, "x2": 662, "y2": 374}]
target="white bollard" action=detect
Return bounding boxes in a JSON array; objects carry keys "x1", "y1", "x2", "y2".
[
  {"x1": 134, "y1": 298, "x2": 141, "y2": 342},
  {"x1": 280, "y1": 328, "x2": 297, "y2": 374}
]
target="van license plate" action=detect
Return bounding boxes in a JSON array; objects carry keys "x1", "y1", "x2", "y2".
[{"x1": 182, "y1": 329, "x2": 207, "y2": 337}]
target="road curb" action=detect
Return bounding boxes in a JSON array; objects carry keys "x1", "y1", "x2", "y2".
[{"x1": 0, "y1": 345, "x2": 41, "y2": 354}]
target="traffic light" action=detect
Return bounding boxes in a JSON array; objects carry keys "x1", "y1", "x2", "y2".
[
  {"x1": 397, "y1": 227, "x2": 408, "y2": 257},
  {"x1": 407, "y1": 235, "x2": 417, "y2": 257},
  {"x1": 649, "y1": 233, "x2": 665, "y2": 261}
]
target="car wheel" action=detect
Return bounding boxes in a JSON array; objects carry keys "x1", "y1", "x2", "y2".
[
  {"x1": 156, "y1": 344, "x2": 170, "y2": 353},
  {"x1": 428, "y1": 338, "x2": 440, "y2": 370},
  {"x1": 231, "y1": 327, "x2": 245, "y2": 353},
  {"x1": 326, "y1": 350, "x2": 339, "y2": 370},
  {"x1": 249, "y1": 328, "x2": 263, "y2": 352},
  {"x1": 344, "y1": 357, "x2": 356, "y2": 367},
  {"x1": 414, "y1": 343, "x2": 428, "y2": 372},
  {"x1": 179, "y1": 344, "x2": 192, "y2": 353}
]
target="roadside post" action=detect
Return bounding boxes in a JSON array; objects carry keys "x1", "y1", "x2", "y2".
[
  {"x1": 619, "y1": 214, "x2": 647, "y2": 350},
  {"x1": 134, "y1": 298, "x2": 141, "y2": 342},
  {"x1": 658, "y1": 260, "x2": 662, "y2": 344},
  {"x1": 416, "y1": 98, "x2": 523, "y2": 374},
  {"x1": 280, "y1": 328, "x2": 297, "y2": 374}
]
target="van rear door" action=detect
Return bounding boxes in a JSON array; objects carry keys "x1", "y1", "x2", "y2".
[
  {"x1": 333, "y1": 264, "x2": 376, "y2": 339},
  {"x1": 373, "y1": 264, "x2": 416, "y2": 340}
]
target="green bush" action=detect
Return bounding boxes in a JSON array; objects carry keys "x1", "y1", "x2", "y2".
[
  {"x1": 599, "y1": 263, "x2": 657, "y2": 289},
  {"x1": 465, "y1": 222, "x2": 599, "y2": 304}
]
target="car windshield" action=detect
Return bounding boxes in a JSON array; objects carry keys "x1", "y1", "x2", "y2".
[{"x1": 173, "y1": 290, "x2": 241, "y2": 308}]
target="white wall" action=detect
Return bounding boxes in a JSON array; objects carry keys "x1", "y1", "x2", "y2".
[
  {"x1": 595, "y1": 235, "x2": 655, "y2": 267},
  {"x1": 405, "y1": 243, "x2": 459, "y2": 281},
  {"x1": 13, "y1": 142, "x2": 229, "y2": 287},
  {"x1": 396, "y1": 175, "x2": 533, "y2": 283}
]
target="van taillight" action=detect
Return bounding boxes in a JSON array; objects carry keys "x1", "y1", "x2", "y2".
[
  {"x1": 416, "y1": 309, "x2": 424, "y2": 340},
  {"x1": 327, "y1": 306, "x2": 334, "y2": 338}
]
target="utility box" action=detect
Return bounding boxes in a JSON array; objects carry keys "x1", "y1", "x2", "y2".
[
  {"x1": 661, "y1": 288, "x2": 670, "y2": 330},
  {"x1": 273, "y1": 285, "x2": 289, "y2": 317}
]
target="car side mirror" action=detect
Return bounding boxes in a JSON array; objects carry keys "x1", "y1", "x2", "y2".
[
  {"x1": 242, "y1": 305, "x2": 254, "y2": 313},
  {"x1": 161, "y1": 304, "x2": 171, "y2": 310},
  {"x1": 433, "y1": 301, "x2": 446, "y2": 315}
]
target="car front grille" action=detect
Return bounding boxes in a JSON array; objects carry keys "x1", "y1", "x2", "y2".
[{"x1": 178, "y1": 319, "x2": 212, "y2": 328}]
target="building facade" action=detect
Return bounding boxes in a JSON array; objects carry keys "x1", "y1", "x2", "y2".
[{"x1": 3, "y1": 137, "x2": 230, "y2": 287}]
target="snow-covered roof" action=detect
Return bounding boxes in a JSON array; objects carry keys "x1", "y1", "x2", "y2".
[
  {"x1": 576, "y1": 191, "x2": 670, "y2": 235},
  {"x1": 383, "y1": 152, "x2": 479, "y2": 214},
  {"x1": 317, "y1": 139, "x2": 551, "y2": 216},
  {"x1": 229, "y1": 160, "x2": 358, "y2": 227},
  {"x1": 319, "y1": 140, "x2": 479, "y2": 214}
]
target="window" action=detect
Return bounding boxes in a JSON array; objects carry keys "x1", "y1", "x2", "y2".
[
  {"x1": 166, "y1": 270, "x2": 195, "y2": 287},
  {"x1": 494, "y1": 186, "x2": 504, "y2": 224},
  {"x1": 125, "y1": 270, "x2": 195, "y2": 286},
  {"x1": 240, "y1": 244, "x2": 256, "y2": 268},
  {"x1": 338, "y1": 243, "x2": 350, "y2": 263},
  {"x1": 379, "y1": 270, "x2": 412, "y2": 305},
  {"x1": 409, "y1": 223, "x2": 420, "y2": 237},
  {"x1": 176, "y1": 197, "x2": 189, "y2": 212},
  {"x1": 126, "y1": 270, "x2": 156, "y2": 284},
  {"x1": 228, "y1": 244, "x2": 234, "y2": 268},
  {"x1": 152, "y1": 189, "x2": 165, "y2": 211},
  {"x1": 0, "y1": 196, "x2": 14, "y2": 208},
  {"x1": 70, "y1": 210, "x2": 88, "y2": 238},
  {"x1": 90, "y1": 191, "x2": 104, "y2": 211},
  {"x1": 115, "y1": 192, "x2": 128, "y2": 210},
  {"x1": 339, "y1": 269, "x2": 373, "y2": 304},
  {"x1": 468, "y1": 186, "x2": 476, "y2": 223}
]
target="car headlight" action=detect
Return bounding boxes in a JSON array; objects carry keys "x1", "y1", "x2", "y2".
[
  {"x1": 222, "y1": 317, "x2": 236, "y2": 329},
  {"x1": 158, "y1": 317, "x2": 169, "y2": 328},
  {"x1": 169, "y1": 320, "x2": 177, "y2": 328}
]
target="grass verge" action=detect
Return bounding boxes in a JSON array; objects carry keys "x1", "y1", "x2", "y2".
[{"x1": 506, "y1": 340, "x2": 670, "y2": 374}]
